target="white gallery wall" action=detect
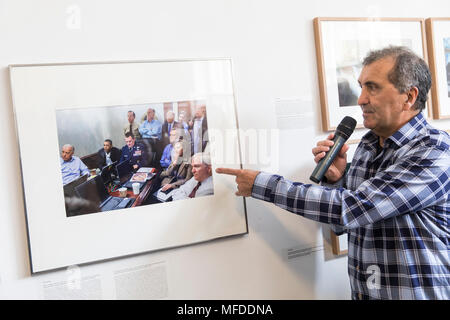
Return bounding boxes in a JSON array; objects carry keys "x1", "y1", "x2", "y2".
[{"x1": 0, "y1": 0, "x2": 449, "y2": 299}]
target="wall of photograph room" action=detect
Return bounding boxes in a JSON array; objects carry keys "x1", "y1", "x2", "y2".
[{"x1": 0, "y1": 0, "x2": 449, "y2": 299}]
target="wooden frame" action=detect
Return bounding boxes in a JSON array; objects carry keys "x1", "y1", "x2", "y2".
[
  {"x1": 314, "y1": 17, "x2": 431, "y2": 131},
  {"x1": 330, "y1": 230, "x2": 348, "y2": 256},
  {"x1": 426, "y1": 18, "x2": 450, "y2": 119}
]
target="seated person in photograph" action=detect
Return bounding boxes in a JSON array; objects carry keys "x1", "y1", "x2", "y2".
[
  {"x1": 123, "y1": 110, "x2": 141, "y2": 139},
  {"x1": 97, "y1": 139, "x2": 121, "y2": 169},
  {"x1": 161, "y1": 110, "x2": 178, "y2": 147},
  {"x1": 159, "y1": 141, "x2": 193, "y2": 192},
  {"x1": 119, "y1": 133, "x2": 147, "y2": 171},
  {"x1": 171, "y1": 152, "x2": 213, "y2": 201},
  {"x1": 60, "y1": 144, "x2": 90, "y2": 185},
  {"x1": 160, "y1": 127, "x2": 180, "y2": 169}
]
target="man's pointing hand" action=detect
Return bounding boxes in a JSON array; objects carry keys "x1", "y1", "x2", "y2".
[{"x1": 215, "y1": 168, "x2": 260, "y2": 197}]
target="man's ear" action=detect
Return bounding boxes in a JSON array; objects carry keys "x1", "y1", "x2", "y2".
[{"x1": 404, "y1": 86, "x2": 419, "y2": 110}]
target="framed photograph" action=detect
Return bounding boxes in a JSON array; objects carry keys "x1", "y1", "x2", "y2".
[
  {"x1": 9, "y1": 59, "x2": 248, "y2": 273},
  {"x1": 314, "y1": 17, "x2": 431, "y2": 131},
  {"x1": 330, "y1": 231, "x2": 348, "y2": 256},
  {"x1": 426, "y1": 18, "x2": 450, "y2": 119}
]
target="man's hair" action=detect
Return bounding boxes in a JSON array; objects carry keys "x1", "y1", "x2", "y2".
[
  {"x1": 63, "y1": 144, "x2": 74, "y2": 152},
  {"x1": 128, "y1": 110, "x2": 135, "y2": 117},
  {"x1": 192, "y1": 152, "x2": 211, "y2": 166},
  {"x1": 124, "y1": 132, "x2": 135, "y2": 139},
  {"x1": 104, "y1": 139, "x2": 113, "y2": 145},
  {"x1": 362, "y1": 46, "x2": 431, "y2": 111}
]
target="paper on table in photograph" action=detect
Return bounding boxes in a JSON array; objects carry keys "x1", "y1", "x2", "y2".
[{"x1": 9, "y1": 59, "x2": 247, "y2": 273}]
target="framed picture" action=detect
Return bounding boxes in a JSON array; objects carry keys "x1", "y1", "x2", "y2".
[
  {"x1": 9, "y1": 59, "x2": 248, "y2": 273},
  {"x1": 330, "y1": 231, "x2": 348, "y2": 256},
  {"x1": 314, "y1": 17, "x2": 431, "y2": 131},
  {"x1": 426, "y1": 18, "x2": 450, "y2": 119}
]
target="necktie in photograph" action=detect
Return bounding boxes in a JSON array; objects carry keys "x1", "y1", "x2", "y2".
[{"x1": 188, "y1": 181, "x2": 201, "y2": 198}]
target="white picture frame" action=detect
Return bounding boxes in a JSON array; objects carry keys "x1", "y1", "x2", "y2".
[
  {"x1": 9, "y1": 59, "x2": 248, "y2": 274},
  {"x1": 314, "y1": 17, "x2": 431, "y2": 131}
]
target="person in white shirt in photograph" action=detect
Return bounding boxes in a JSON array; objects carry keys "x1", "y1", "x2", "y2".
[{"x1": 171, "y1": 152, "x2": 214, "y2": 200}]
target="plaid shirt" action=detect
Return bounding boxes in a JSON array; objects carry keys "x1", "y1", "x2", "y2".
[{"x1": 252, "y1": 113, "x2": 449, "y2": 299}]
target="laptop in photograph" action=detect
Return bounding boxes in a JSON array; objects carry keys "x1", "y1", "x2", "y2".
[
  {"x1": 116, "y1": 160, "x2": 146, "y2": 190},
  {"x1": 115, "y1": 160, "x2": 133, "y2": 185},
  {"x1": 101, "y1": 161, "x2": 117, "y2": 185},
  {"x1": 75, "y1": 175, "x2": 134, "y2": 213},
  {"x1": 63, "y1": 174, "x2": 89, "y2": 198}
]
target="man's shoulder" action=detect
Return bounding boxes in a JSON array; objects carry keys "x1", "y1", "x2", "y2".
[{"x1": 411, "y1": 125, "x2": 450, "y2": 153}]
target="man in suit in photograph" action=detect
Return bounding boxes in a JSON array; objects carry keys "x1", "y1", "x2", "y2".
[
  {"x1": 190, "y1": 105, "x2": 209, "y2": 154},
  {"x1": 97, "y1": 139, "x2": 121, "y2": 169},
  {"x1": 161, "y1": 110, "x2": 178, "y2": 148},
  {"x1": 171, "y1": 152, "x2": 213, "y2": 200}
]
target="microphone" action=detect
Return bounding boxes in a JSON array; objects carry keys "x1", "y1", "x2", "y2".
[{"x1": 310, "y1": 116, "x2": 357, "y2": 184}]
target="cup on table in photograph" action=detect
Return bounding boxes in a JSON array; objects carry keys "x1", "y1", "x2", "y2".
[
  {"x1": 119, "y1": 187, "x2": 127, "y2": 197},
  {"x1": 132, "y1": 183, "x2": 140, "y2": 195}
]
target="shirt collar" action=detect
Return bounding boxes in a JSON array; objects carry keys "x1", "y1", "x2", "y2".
[
  {"x1": 61, "y1": 156, "x2": 75, "y2": 163},
  {"x1": 361, "y1": 112, "x2": 427, "y2": 149}
]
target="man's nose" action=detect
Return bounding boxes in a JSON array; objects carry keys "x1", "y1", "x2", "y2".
[{"x1": 358, "y1": 88, "x2": 369, "y2": 106}]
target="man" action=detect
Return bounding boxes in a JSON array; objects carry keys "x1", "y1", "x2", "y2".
[
  {"x1": 139, "y1": 108, "x2": 162, "y2": 140},
  {"x1": 160, "y1": 127, "x2": 179, "y2": 169},
  {"x1": 161, "y1": 110, "x2": 178, "y2": 147},
  {"x1": 217, "y1": 46, "x2": 450, "y2": 300},
  {"x1": 171, "y1": 152, "x2": 214, "y2": 200},
  {"x1": 60, "y1": 144, "x2": 90, "y2": 185},
  {"x1": 190, "y1": 105, "x2": 208, "y2": 154},
  {"x1": 97, "y1": 139, "x2": 121, "y2": 169},
  {"x1": 139, "y1": 108, "x2": 162, "y2": 167},
  {"x1": 119, "y1": 133, "x2": 147, "y2": 170},
  {"x1": 178, "y1": 111, "x2": 190, "y2": 135},
  {"x1": 177, "y1": 111, "x2": 193, "y2": 160},
  {"x1": 123, "y1": 110, "x2": 141, "y2": 139}
]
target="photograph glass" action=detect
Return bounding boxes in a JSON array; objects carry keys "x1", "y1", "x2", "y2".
[
  {"x1": 426, "y1": 18, "x2": 450, "y2": 119},
  {"x1": 57, "y1": 101, "x2": 213, "y2": 217},
  {"x1": 314, "y1": 18, "x2": 428, "y2": 130},
  {"x1": 335, "y1": 39, "x2": 412, "y2": 107},
  {"x1": 444, "y1": 37, "x2": 450, "y2": 97}
]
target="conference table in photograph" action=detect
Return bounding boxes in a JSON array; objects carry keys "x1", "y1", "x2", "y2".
[{"x1": 109, "y1": 174, "x2": 157, "y2": 207}]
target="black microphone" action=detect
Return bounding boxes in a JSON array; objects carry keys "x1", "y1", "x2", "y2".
[{"x1": 310, "y1": 116, "x2": 357, "y2": 184}]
